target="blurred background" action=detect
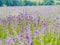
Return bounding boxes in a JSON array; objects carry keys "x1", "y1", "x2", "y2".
[{"x1": 0, "y1": 0, "x2": 60, "y2": 6}]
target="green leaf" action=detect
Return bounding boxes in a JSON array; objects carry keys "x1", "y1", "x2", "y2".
[
  {"x1": 30, "y1": 24, "x2": 34, "y2": 31},
  {"x1": 15, "y1": 25, "x2": 22, "y2": 33},
  {"x1": 5, "y1": 26, "x2": 14, "y2": 36},
  {"x1": 50, "y1": 38, "x2": 55, "y2": 45},
  {"x1": 33, "y1": 38, "x2": 41, "y2": 45},
  {"x1": 23, "y1": 21, "x2": 28, "y2": 26},
  {"x1": 0, "y1": 30, "x2": 7, "y2": 39},
  {"x1": 36, "y1": 22, "x2": 39, "y2": 29},
  {"x1": 57, "y1": 38, "x2": 60, "y2": 45}
]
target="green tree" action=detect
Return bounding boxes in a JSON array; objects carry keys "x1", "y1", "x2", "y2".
[{"x1": 43, "y1": 0, "x2": 54, "y2": 5}]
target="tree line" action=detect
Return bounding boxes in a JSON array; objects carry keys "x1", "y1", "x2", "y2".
[{"x1": 0, "y1": 0, "x2": 59, "y2": 6}]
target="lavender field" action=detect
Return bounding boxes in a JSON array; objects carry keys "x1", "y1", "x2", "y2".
[{"x1": 0, "y1": 6, "x2": 60, "y2": 45}]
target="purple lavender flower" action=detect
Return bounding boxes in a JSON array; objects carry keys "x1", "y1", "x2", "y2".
[
  {"x1": 26, "y1": 34, "x2": 32, "y2": 45},
  {"x1": 29, "y1": 16, "x2": 33, "y2": 21},
  {"x1": 5, "y1": 37, "x2": 13, "y2": 45},
  {"x1": 1, "y1": 19, "x2": 6, "y2": 25},
  {"x1": 25, "y1": 16, "x2": 29, "y2": 20},
  {"x1": 7, "y1": 15, "x2": 13, "y2": 21},
  {"x1": 31, "y1": 43, "x2": 32, "y2": 45},
  {"x1": 43, "y1": 22, "x2": 46, "y2": 27},
  {"x1": 34, "y1": 30, "x2": 40, "y2": 38},
  {"x1": 16, "y1": 15, "x2": 21, "y2": 24},
  {"x1": 23, "y1": 29, "x2": 32, "y2": 45},
  {"x1": 37, "y1": 16, "x2": 40, "y2": 25},
  {"x1": 43, "y1": 22, "x2": 47, "y2": 30}
]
